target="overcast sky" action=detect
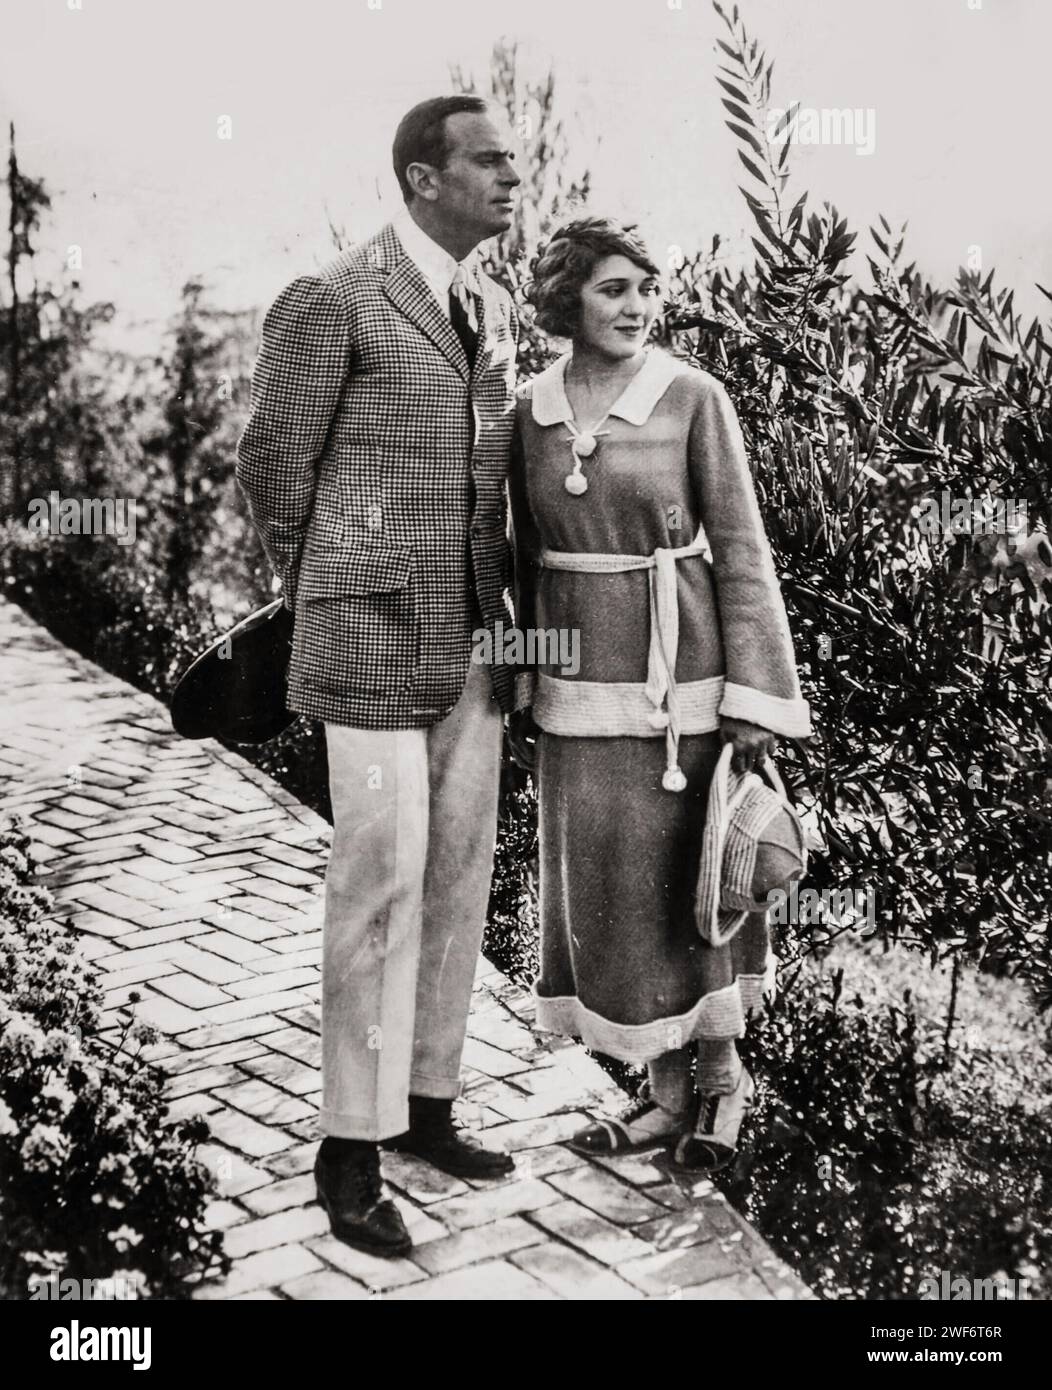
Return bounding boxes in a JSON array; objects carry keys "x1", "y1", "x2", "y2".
[{"x1": 3, "y1": 0, "x2": 1050, "y2": 346}]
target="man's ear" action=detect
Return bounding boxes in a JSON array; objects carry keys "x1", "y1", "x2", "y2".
[{"x1": 405, "y1": 162, "x2": 440, "y2": 203}]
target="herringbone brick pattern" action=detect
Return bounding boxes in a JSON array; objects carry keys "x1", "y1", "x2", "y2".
[{"x1": 0, "y1": 597, "x2": 812, "y2": 1301}]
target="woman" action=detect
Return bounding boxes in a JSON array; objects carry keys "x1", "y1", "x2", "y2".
[{"x1": 507, "y1": 218, "x2": 812, "y2": 1170}]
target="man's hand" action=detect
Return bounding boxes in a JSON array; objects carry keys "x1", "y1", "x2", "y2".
[
  {"x1": 507, "y1": 709, "x2": 539, "y2": 773},
  {"x1": 719, "y1": 715, "x2": 777, "y2": 776}
]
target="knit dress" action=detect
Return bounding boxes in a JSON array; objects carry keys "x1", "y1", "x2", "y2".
[{"x1": 509, "y1": 347, "x2": 812, "y2": 1064}]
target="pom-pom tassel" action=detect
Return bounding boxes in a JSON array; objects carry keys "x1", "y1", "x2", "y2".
[{"x1": 662, "y1": 725, "x2": 687, "y2": 792}]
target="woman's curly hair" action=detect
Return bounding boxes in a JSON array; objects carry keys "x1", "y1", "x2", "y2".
[{"x1": 527, "y1": 217, "x2": 661, "y2": 339}]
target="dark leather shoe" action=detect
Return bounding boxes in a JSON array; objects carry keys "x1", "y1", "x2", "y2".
[
  {"x1": 314, "y1": 1144, "x2": 412, "y2": 1257},
  {"x1": 383, "y1": 1096, "x2": 514, "y2": 1179}
]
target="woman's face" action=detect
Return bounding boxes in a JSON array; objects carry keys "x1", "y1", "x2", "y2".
[{"x1": 574, "y1": 254, "x2": 661, "y2": 360}]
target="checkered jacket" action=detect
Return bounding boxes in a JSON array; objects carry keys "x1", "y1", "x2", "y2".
[{"x1": 235, "y1": 222, "x2": 519, "y2": 728}]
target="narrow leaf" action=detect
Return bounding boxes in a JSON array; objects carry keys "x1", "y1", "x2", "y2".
[
  {"x1": 738, "y1": 150, "x2": 767, "y2": 183},
  {"x1": 772, "y1": 102, "x2": 799, "y2": 142},
  {"x1": 727, "y1": 121, "x2": 765, "y2": 155},
  {"x1": 716, "y1": 77, "x2": 750, "y2": 105},
  {"x1": 721, "y1": 99, "x2": 755, "y2": 127}
]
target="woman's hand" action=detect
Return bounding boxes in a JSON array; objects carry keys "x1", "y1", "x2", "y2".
[
  {"x1": 719, "y1": 716, "x2": 777, "y2": 776},
  {"x1": 508, "y1": 709, "x2": 539, "y2": 773}
]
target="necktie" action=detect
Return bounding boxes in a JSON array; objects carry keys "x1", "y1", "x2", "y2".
[{"x1": 449, "y1": 265, "x2": 479, "y2": 368}]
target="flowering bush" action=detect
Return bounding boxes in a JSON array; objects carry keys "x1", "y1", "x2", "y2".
[{"x1": 0, "y1": 815, "x2": 227, "y2": 1299}]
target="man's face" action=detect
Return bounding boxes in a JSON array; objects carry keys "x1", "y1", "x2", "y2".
[{"x1": 431, "y1": 111, "x2": 520, "y2": 241}]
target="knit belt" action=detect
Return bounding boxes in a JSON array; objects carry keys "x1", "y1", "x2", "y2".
[{"x1": 540, "y1": 540, "x2": 711, "y2": 792}]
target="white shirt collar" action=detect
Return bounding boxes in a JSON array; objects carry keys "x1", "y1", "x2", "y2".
[
  {"x1": 393, "y1": 207, "x2": 481, "y2": 297},
  {"x1": 529, "y1": 349, "x2": 684, "y2": 428}
]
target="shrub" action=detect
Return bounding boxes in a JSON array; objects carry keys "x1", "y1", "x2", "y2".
[
  {"x1": 661, "y1": 2, "x2": 1052, "y2": 1004},
  {"x1": 0, "y1": 816, "x2": 228, "y2": 1300},
  {"x1": 484, "y1": 770, "x2": 539, "y2": 987},
  {"x1": 724, "y1": 967, "x2": 1052, "y2": 1300}
]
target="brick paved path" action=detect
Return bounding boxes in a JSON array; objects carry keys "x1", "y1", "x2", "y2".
[{"x1": 0, "y1": 596, "x2": 812, "y2": 1300}]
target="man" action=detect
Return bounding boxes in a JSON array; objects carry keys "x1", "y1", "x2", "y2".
[{"x1": 235, "y1": 95, "x2": 521, "y2": 1257}]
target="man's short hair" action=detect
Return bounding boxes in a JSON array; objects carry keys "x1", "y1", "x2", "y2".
[
  {"x1": 392, "y1": 95, "x2": 491, "y2": 203},
  {"x1": 529, "y1": 218, "x2": 661, "y2": 338}
]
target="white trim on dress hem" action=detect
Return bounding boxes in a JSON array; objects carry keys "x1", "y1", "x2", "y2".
[{"x1": 533, "y1": 966, "x2": 775, "y2": 1064}]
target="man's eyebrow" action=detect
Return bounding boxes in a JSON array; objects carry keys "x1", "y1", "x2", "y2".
[{"x1": 470, "y1": 146, "x2": 515, "y2": 159}]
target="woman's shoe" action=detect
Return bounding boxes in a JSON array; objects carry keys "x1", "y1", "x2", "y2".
[
  {"x1": 671, "y1": 1065, "x2": 755, "y2": 1173},
  {"x1": 568, "y1": 1092, "x2": 687, "y2": 1156}
]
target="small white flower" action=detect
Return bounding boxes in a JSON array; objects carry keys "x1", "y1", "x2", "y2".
[
  {"x1": 40, "y1": 1078, "x2": 77, "y2": 1112},
  {"x1": 43, "y1": 1028, "x2": 81, "y2": 1063},
  {"x1": 107, "y1": 1224, "x2": 143, "y2": 1253},
  {"x1": 20, "y1": 1123, "x2": 71, "y2": 1172},
  {"x1": 106, "y1": 1101, "x2": 135, "y2": 1129},
  {"x1": 2, "y1": 1016, "x2": 44, "y2": 1060}
]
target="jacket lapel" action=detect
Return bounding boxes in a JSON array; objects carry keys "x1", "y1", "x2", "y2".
[
  {"x1": 470, "y1": 285, "x2": 491, "y2": 377},
  {"x1": 381, "y1": 227, "x2": 470, "y2": 382}
]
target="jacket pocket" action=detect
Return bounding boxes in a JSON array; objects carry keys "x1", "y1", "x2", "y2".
[
  {"x1": 298, "y1": 543, "x2": 412, "y2": 602},
  {"x1": 294, "y1": 544, "x2": 418, "y2": 696}
]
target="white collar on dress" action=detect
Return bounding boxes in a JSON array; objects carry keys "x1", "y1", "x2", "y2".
[
  {"x1": 530, "y1": 348, "x2": 684, "y2": 428},
  {"x1": 393, "y1": 206, "x2": 482, "y2": 296}
]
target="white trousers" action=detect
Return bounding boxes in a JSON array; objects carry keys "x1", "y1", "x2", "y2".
[{"x1": 320, "y1": 660, "x2": 503, "y2": 1139}]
